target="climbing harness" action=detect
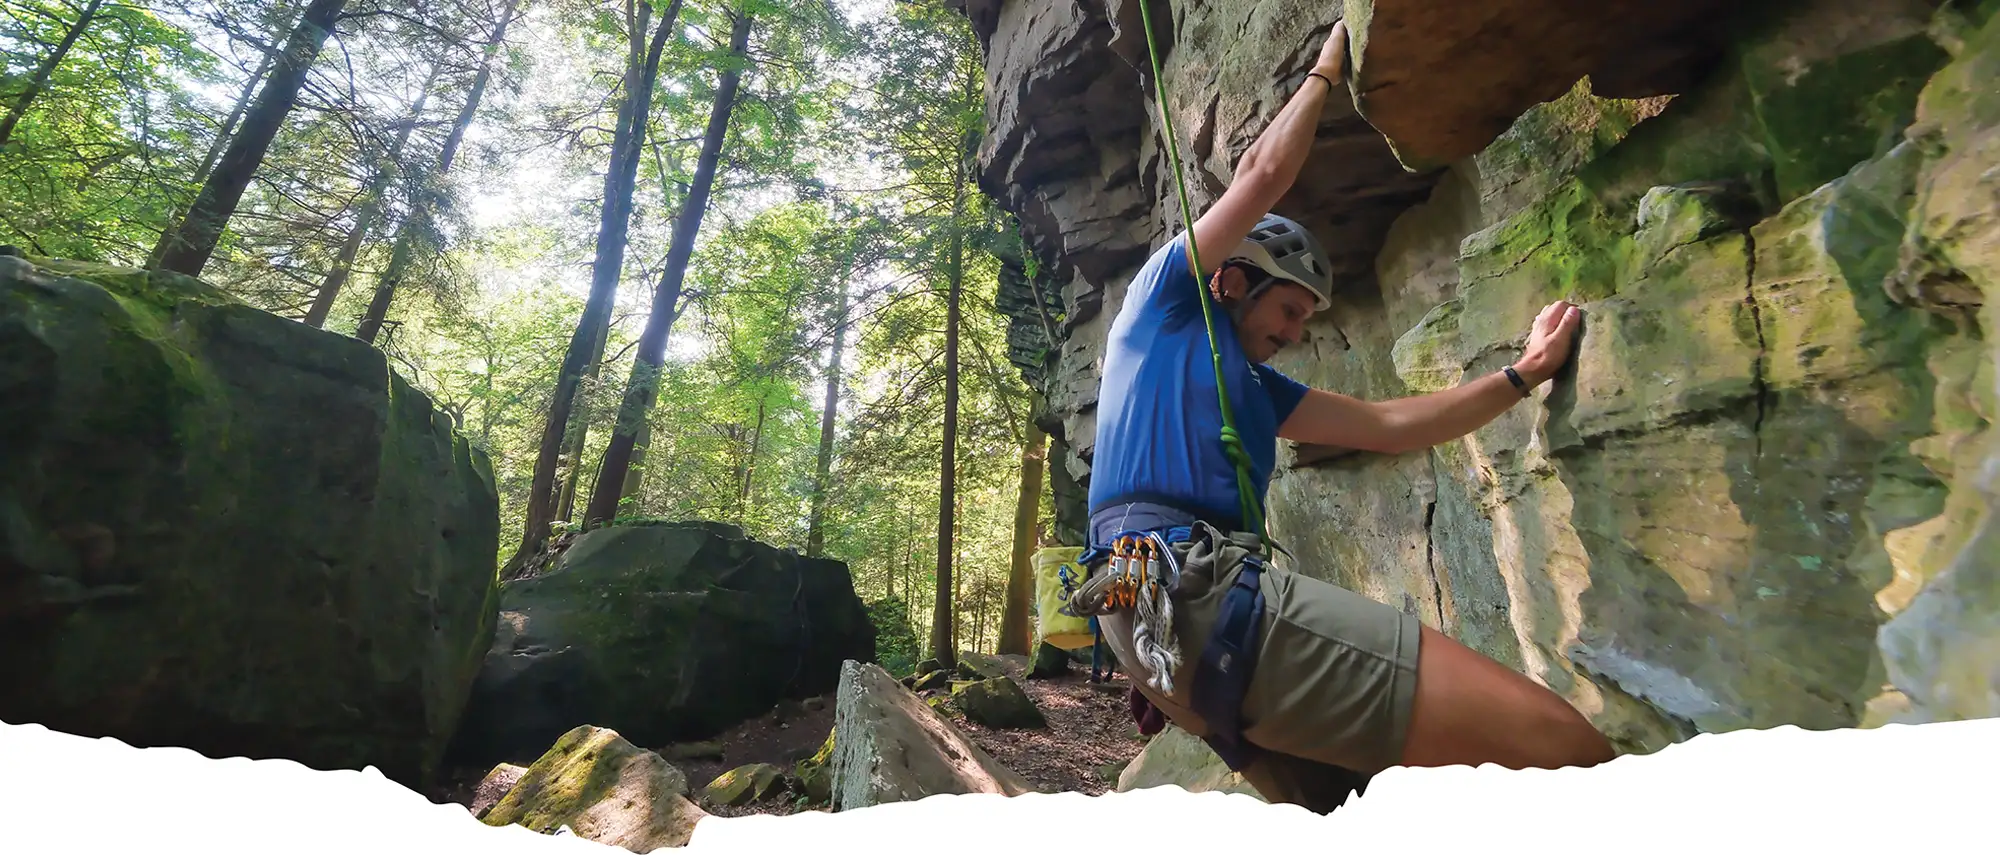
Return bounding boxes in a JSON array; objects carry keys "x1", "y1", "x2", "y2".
[
  {"x1": 1068, "y1": 527, "x2": 1188, "y2": 694},
  {"x1": 1059, "y1": 0, "x2": 1317, "y2": 775}
]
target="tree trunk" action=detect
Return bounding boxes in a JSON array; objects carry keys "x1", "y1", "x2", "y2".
[
  {"x1": 997, "y1": 421, "x2": 1046, "y2": 655},
  {"x1": 0, "y1": 0, "x2": 106, "y2": 149},
  {"x1": 504, "y1": 0, "x2": 679, "y2": 575},
  {"x1": 928, "y1": 160, "x2": 968, "y2": 671},
  {"x1": 804, "y1": 270, "x2": 851, "y2": 558},
  {"x1": 554, "y1": 316, "x2": 612, "y2": 525},
  {"x1": 736, "y1": 394, "x2": 767, "y2": 525},
  {"x1": 620, "y1": 418, "x2": 650, "y2": 500},
  {"x1": 582, "y1": 8, "x2": 753, "y2": 528},
  {"x1": 353, "y1": 0, "x2": 528, "y2": 343},
  {"x1": 165, "y1": 1, "x2": 307, "y2": 265},
  {"x1": 152, "y1": 6, "x2": 302, "y2": 269},
  {"x1": 152, "y1": 0, "x2": 347, "y2": 277},
  {"x1": 302, "y1": 62, "x2": 442, "y2": 327}
]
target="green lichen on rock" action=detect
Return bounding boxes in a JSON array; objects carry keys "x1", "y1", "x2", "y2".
[
  {"x1": 0, "y1": 254, "x2": 500, "y2": 791},
  {"x1": 793, "y1": 728, "x2": 835, "y2": 804},
  {"x1": 1368, "y1": 0, "x2": 1992, "y2": 749},
  {"x1": 702, "y1": 763, "x2": 786, "y2": 807},
  {"x1": 1743, "y1": 31, "x2": 1948, "y2": 202},
  {"x1": 1389, "y1": 299, "x2": 1463, "y2": 394},
  {"x1": 1871, "y1": 6, "x2": 2000, "y2": 724},
  {"x1": 953, "y1": 650, "x2": 1013, "y2": 680},
  {"x1": 909, "y1": 669, "x2": 951, "y2": 693},
  {"x1": 482, "y1": 725, "x2": 707, "y2": 851},
  {"x1": 1473, "y1": 79, "x2": 1676, "y2": 217}
]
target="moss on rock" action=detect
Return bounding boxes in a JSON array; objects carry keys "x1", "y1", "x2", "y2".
[
  {"x1": 0, "y1": 254, "x2": 499, "y2": 791},
  {"x1": 447, "y1": 521, "x2": 875, "y2": 768},
  {"x1": 483, "y1": 725, "x2": 707, "y2": 851}
]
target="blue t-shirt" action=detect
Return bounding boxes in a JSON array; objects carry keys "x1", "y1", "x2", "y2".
[{"x1": 1087, "y1": 233, "x2": 1311, "y2": 528}]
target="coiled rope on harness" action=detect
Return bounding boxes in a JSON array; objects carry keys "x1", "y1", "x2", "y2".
[{"x1": 1063, "y1": 0, "x2": 1273, "y2": 707}]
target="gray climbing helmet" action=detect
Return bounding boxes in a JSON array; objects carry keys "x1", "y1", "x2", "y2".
[{"x1": 1229, "y1": 213, "x2": 1332, "y2": 311}]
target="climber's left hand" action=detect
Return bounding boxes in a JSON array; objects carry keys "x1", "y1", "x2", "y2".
[{"x1": 1514, "y1": 299, "x2": 1583, "y2": 387}]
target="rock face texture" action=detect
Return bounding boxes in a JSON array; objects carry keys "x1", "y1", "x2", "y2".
[
  {"x1": 1116, "y1": 724, "x2": 1263, "y2": 800},
  {"x1": 829, "y1": 660, "x2": 1033, "y2": 811},
  {"x1": 449, "y1": 521, "x2": 876, "y2": 768},
  {"x1": 973, "y1": 0, "x2": 2000, "y2": 753},
  {"x1": 1344, "y1": 0, "x2": 1737, "y2": 169},
  {"x1": 0, "y1": 255, "x2": 500, "y2": 789}
]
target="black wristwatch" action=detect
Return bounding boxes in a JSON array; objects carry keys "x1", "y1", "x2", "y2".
[{"x1": 1502, "y1": 366, "x2": 1532, "y2": 397}]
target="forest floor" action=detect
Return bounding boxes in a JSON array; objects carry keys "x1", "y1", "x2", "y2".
[{"x1": 428, "y1": 660, "x2": 1148, "y2": 820}]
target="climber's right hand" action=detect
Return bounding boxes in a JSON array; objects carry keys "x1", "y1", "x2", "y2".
[{"x1": 1313, "y1": 19, "x2": 1349, "y2": 80}]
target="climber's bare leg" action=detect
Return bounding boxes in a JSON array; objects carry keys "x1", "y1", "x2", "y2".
[{"x1": 1396, "y1": 625, "x2": 1615, "y2": 769}]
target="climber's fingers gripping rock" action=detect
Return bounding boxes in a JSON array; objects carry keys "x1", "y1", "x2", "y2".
[
  {"x1": 1315, "y1": 19, "x2": 1350, "y2": 79},
  {"x1": 1516, "y1": 299, "x2": 1583, "y2": 386}
]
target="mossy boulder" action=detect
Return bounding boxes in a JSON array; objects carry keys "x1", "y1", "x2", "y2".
[
  {"x1": 0, "y1": 255, "x2": 500, "y2": 791},
  {"x1": 446, "y1": 521, "x2": 876, "y2": 767},
  {"x1": 909, "y1": 669, "x2": 951, "y2": 692},
  {"x1": 951, "y1": 676, "x2": 1047, "y2": 729},
  {"x1": 1030, "y1": 642, "x2": 1072, "y2": 679},
  {"x1": 481, "y1": 725, "x2": 707, "y2": 851},
  {"x1": 953, "y1": 650, "x2": 1022, "y2": 680},
  {"x1": 702, "y1": 763, "x2": 786, "y2": 807},
  {"x1": 793, "y1": 729, "x2": 835, "y2": 804}
]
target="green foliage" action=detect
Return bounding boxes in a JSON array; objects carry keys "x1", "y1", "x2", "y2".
[
  {"x1": 1, "y1": 0, "x2": 1052, "y2": 657},
  {"x1": 865, "y1": 596, "x2": 920, "y2": 676},
  {"x1": 0, "y1": 0, "x2": 219, "y2": 260}
]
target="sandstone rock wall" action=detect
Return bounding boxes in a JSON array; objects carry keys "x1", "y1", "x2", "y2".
[{"x1": 974, "y1": 0, "x2": 1999, "y2": 752}]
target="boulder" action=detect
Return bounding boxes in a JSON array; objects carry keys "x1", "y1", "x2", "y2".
[
  {"x1": 1116, "y1": 726, "x2": 1264, "y2": 801},
  {"x1": 702, "y1": 763, "x2": 786, "y2": 807},
  {"x1": 954, "y1": 650, "x2": 1026, "y2": 680},
  {"x1": 469, "y1": 763, "x2": 528, "y2": 819},
  {"x1": 828, "y1": 660, "x2": 1033, "y2": 811},
  {"x1": 951, "y1": 676, "x2": 1048, "y2": 729},
  {"x1": 793, "y1": 729, "x2": 835, "y2": 804},
  {"x1": 481, "y1": 725, "x2": 707, "y2": 851},
  {"x1": 910, "y1": 670, "x2": 951, "y2": 692},
  {"x1": 1030, "y1": 642, "x2": 1072, "y2": 679},
  {"x1": 0, "y1": 255, "x2": 499, "y2": 791},
  {"x1": 447, "y1": 520, "x2": 875, "y2": 767}
]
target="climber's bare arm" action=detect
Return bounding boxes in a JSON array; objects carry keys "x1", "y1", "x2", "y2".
[
  {"x1": 1278, "y1": 300, "x2": 1584, "y2": 453},
  {"x1": 1186, "y1": 20, "x2": 1348, "y2": 276},
  {"x1": 1279, "y1": 373, "x2": 1539, "y2": 454}
]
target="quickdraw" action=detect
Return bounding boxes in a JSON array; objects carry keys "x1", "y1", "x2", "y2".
[{"x1": 1104, "y1": 534, "x2": 1164, "y2": 610}]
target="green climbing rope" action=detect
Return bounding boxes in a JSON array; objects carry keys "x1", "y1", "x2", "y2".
[{"x1": 1135, "y1": 0, "x2": 1266, "y2": 541}]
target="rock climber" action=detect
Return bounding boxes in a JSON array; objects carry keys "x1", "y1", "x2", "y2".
[{"x1": 1078, "y1": 19, "x2": 1616, "y2": 813}]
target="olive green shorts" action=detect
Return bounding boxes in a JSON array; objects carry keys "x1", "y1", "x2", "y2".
[{"x1": 1095, "y1": 523, "x2": 1423, "y2": 803}]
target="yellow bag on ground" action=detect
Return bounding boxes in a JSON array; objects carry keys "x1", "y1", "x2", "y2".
[{"x1": 1033, "y1": 546, "x2": 1094, "y2": 650}]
